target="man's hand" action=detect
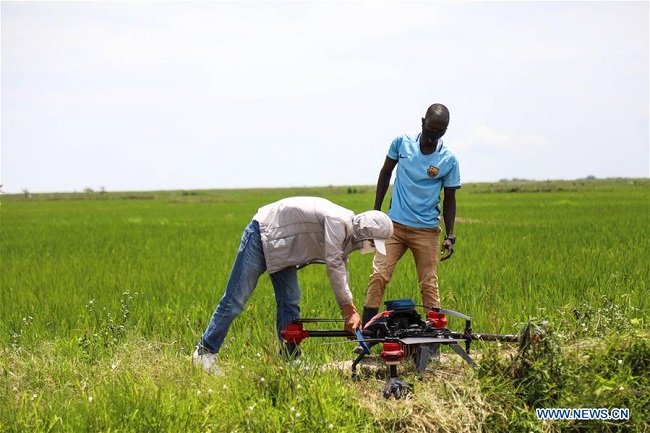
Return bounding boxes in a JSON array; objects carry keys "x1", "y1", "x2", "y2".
[
  {"x1": 440, "y1": 237, "x2": 455, "y2": 261},
  {"x1": 341, "y1": 303, "x2": 361, "y2": 334}
]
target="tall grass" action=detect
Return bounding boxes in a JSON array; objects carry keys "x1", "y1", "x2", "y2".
[{"x1": 1, "y1": 179, "x2": 648, "y2": 432}]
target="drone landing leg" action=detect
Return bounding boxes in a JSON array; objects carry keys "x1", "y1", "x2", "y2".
[
  {"x1": 382, "y1": 366, "x2": 413, "y2": 399},
  {"x1": 415, "y1": 346, "x2": 429, "y2": 377},
  {"x1": 430, "y1": 343, "x2": 441, "y2": 361},
  {"x1": 351, "y1": 351, "x2": 366, "y2": 378},
  {"x1": 449, "y1": 343, "x2": 477, "y2": 368}
]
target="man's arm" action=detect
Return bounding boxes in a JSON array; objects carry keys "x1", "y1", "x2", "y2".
[
  {"x1": 374, "y1": 157, "x2": 398, "y2": 211},
  {"x1": 323, "y1": 217, "x2": 361, "y2": 333},
  {"x1": 340, "y1": 303, "x2": 361, "y2": 335},
  {"x1": 441, "y1": 187, "x2": 458, "y2": 260}
]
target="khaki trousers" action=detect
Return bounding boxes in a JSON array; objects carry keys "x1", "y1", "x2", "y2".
[{"x1": 365, "y1": 222, "x2": 442, "y2": 309}]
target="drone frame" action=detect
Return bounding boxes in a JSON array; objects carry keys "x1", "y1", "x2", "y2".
[{"x1": 281, "y1": 298, "x2": 519, "y2": 399}]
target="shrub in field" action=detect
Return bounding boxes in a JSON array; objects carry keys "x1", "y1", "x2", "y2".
[
  {"x1": 478, "y1": 296, "x2": 649, "y2": 432},
  {"x1": 479, "y1": 319, "x2": 565, "y2": 431},
  {"x1": 556, "y1": 294, "x2": 642, "y2": 341},
  {"x1": 77, "y1": 291, "x2": 138, "y2": 358},
  {"x1": 10, "y1": 316, "x2": 34, "y2": 348},
  {"x1": 558, "y1": 334, "x2": 649, "y2": 432}
]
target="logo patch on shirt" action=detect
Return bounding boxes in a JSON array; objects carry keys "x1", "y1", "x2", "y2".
[{"x1": 427, "y1": 165, "x2": 439, "y2": 177}]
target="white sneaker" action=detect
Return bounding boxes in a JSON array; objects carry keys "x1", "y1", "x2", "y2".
[{"x1": 192, "y1": 348, "x2": 223, "y2": 375}]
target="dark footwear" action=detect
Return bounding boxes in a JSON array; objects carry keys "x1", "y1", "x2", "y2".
[
  {"x1": 280, "y1": 342, "x2": 302, "y2": 359},
  {"x1": 361, "y1": 306, "x2": 380, "y2": 327}
]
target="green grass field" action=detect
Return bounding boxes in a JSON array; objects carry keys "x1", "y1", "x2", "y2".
[{"x1": 1, "y1": 179, "x2": 648, "y2": 432}]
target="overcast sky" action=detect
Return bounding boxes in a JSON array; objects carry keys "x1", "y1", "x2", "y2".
[{"x1": 1, "y1": 1, "x2": 648, "y2": 194}]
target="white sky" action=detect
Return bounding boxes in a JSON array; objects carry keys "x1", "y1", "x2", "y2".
[{"x1": 1, "y1": 1, "x2": 648, "y2": 193}]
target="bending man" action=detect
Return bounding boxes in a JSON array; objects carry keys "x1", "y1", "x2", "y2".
[{"x1": 194, "y1": 196, "x2": 393, "y2": 374}]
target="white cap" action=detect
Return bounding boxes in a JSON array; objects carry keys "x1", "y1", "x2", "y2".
[
  {"x1": 353, "y1": 210, "x2": 392, "y2": 255},
  {"x1": 359, "y1": 239, "x2": 388, "y2": 255}
]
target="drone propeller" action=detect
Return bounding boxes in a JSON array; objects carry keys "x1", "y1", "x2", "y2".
[
  {"x1": 437, "y1": 308, "x2": 471, "y2": 321},
  {"x1": 292, "y1": 318, "x2": 345, "y2": 323},
  {"x1": 315, "y1": 337, "x2": 467, "y2": 346},
  {"x1": 416, "y1": 305, "x2": 472, "y2": 321},
  {"x1": 398, "y1": 337, "x2": 467, "y2": 345},
  {"x1": 316, "y1": 337, "x2": 386, "y2": 345}
]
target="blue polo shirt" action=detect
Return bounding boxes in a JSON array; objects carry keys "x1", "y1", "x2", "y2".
[{"x1": 387, "y1": 133, "x2": 461, "y2": 228}]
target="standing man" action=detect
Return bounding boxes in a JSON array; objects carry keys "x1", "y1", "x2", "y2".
[
  {"x1": 362, "y1": 103, "x2": 461, "y2": 325},
  {"x1": 193, "y1": 196, "x2": 393, "y2": 374}
]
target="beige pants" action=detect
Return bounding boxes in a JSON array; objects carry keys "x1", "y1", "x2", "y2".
[{"x1": 365, "y1": 222, "x2": 442, "y2": 309}]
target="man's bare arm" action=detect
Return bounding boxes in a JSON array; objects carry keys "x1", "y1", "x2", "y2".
[{"x1": 374, "y1": 157, "x2": 397, "y2": 211}]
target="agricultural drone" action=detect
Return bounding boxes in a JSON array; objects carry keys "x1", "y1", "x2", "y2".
[{"x1": 281, "y1": 299, "x2": 519, "y2": 399}]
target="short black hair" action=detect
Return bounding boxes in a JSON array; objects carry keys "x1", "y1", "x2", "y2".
[{"x1": 425, "y1": 103, "x2": 450, "y2": 124}]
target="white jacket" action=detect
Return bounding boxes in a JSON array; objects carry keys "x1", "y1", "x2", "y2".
[{"x1": 254, "y1": 197, "x2": 393, "y2": 307}]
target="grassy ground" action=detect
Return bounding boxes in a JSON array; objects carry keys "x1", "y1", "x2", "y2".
[{"x1": 1, "y1": 178, "x2": 648, "y2": 432}]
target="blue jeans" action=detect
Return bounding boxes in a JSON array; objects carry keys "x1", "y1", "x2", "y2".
[{"x1": 198, "y1": 220, "x2": 301, "y2": 354}]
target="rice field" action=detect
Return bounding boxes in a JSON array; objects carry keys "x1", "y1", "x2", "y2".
[{"x1": 1, "y1": 179, "x2": 648, "y2": 432}]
